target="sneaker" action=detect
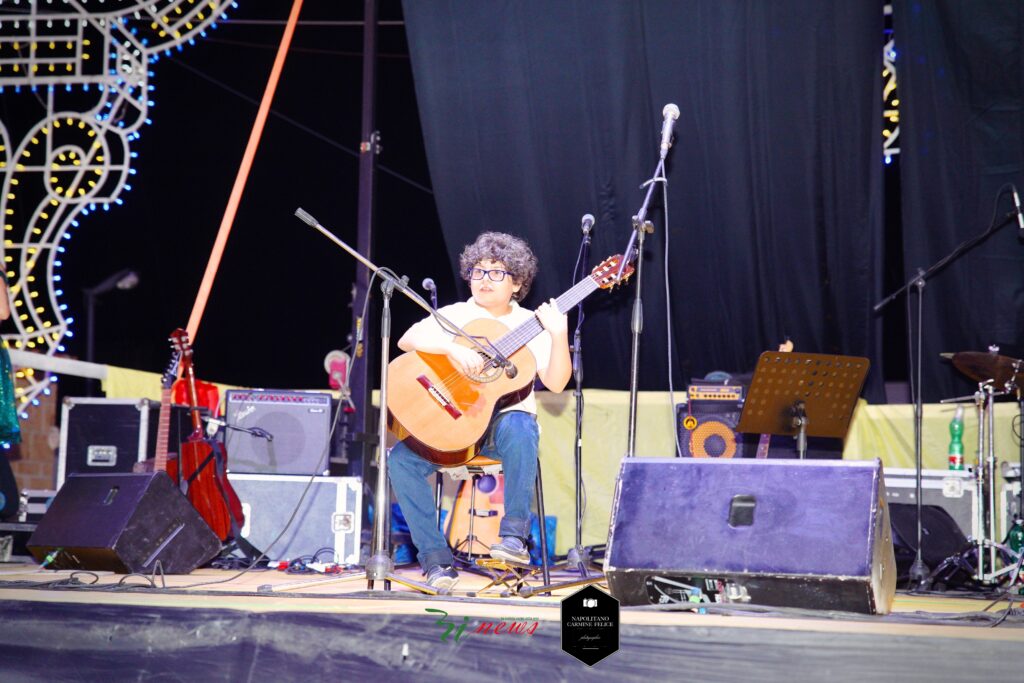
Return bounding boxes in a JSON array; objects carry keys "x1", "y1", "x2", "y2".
[
  {"x1": 425, "y1": 564, "x2": 459, "y2": 591},
  {"x1": 489, "y1": 536, "x2": 530, "y2": 564}
]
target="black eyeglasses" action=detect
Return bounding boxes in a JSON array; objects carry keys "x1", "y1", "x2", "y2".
[{"x1": 467, "y1": 267, "x2": 512, "y2": 282}]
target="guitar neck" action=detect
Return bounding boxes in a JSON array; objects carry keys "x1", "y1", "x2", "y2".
[
  {"x1": 154, "y1": 387, "x2": 172, "y2": 471},
  {"x1": 492, "y1": 276, "x2": 599, "y2": 358}
]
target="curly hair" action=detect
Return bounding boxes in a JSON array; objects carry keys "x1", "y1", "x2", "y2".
[{"x1": 459, "y1": 232, "x2": 538, "y2": 302}]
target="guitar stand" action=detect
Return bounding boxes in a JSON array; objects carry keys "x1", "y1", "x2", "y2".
[{"x1": 470, "y1": 557, "x2": 544, "y2": 598}]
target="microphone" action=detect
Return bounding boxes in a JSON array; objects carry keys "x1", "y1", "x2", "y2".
[
  {"x1": 580, "y1": 214, "x2": 595, "y2": 235},
  {"x1": 422, "y1": 277, "x2": 438, "y2": 308},
  {"x1": 659, "y1": 103, "x2": 680, "y2": 160},
  {"x1": 323, "y1": 350, "x2": 350, "y2": 391},
  {"x1": 1012, "y1": 187, "x2": 1024, "y2": 238}
]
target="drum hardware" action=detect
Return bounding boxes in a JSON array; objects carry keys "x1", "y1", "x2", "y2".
[{"x1": 935, "y1": 349, "x2": 1024, "y2": 587}]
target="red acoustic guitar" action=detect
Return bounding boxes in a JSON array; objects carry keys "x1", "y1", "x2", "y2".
[
  {"x1": 387, "y1": 254, "x2": 633, "y2": 466},
  {"x1": 169, "y1": 329, "x2": 244, "y2": 541}
]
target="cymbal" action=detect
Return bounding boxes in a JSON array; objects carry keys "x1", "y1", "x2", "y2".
[{"x1": 951, "y1": 351, "x2": 1022, "y2": 386}]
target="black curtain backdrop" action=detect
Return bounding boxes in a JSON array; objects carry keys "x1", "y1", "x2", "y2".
[
  {"x1": 403, "y1": 1, "x2": 885, "y2": 401},
  {"x1": 895, "y1": 1, "x2": 1024, "y2": 401}
]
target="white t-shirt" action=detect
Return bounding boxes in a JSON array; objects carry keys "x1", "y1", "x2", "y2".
[{"x1": 402, "y1": 297, "x2": 552, "y2": 415}]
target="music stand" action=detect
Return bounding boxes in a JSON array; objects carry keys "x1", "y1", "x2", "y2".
[{"x1": 737, "y1": 352, "x2": 869, "y2": 458}]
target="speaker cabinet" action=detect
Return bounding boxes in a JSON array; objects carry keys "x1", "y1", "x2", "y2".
[
  {"x1": 225, "y1": 390, "x2": 332, "y2": 475},
  {"x1": 27, "y1": 473, "x2": 221, "y2": 574},
  {"x1": 605, "y1": 458, "x2": 896, "y2": 614}
]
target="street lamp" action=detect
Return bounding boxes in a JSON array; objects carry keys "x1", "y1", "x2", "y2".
[{"x1": 83, "y1": 268, "x2": 139, "y2": 395}]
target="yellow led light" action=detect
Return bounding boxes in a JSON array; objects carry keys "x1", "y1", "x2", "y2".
[
  {"x1": 65, "y1": 64, "x2": 72, "y2": 72},
  {"x1": 882, "y1": 130, "x2": 891, "y2": 138},
  {"x1": 25, "y1": 276, "x2": 34, "y2": 283},
  {"x1": 26, "y1": 325, "x2": 35, "y2": 332},
  {"x1": 21, "y1": 150, "x2": 31, "y2": 158},
  {"x1": 48, "y1": 64, "x2": 55, "y2": 73},
  {"x1": 83, "y1": 40, "x2": 91, "y2": 47},
  {"x1": 40, "y1": 212, "x2": 48, "y2": 219},
  {"x1": 49, "y1": 199, "x2": 57, "y2": 207},
  {"x1": 49, "y1": 41, "x2": 55, "y2": 50},
  {"x1": 5, "y1": 194, "x2": 11, "y2": 200},
  {"x1": 31, "y1": 137, "x2": 38, "y2": 145},
  {"x1": 10, "y1": 179, "x2": 17, "y2": 186},
  {"x1": 26, "y1": 342, "x2": 35, "y2": 349},
  {"x1": 892, "y1": 99, "x2": 900, "y2": 106},
  {"x1": 35, "y1": 309, "x2": 43, "y2": 315},
  {"x1": 18, "y1": 315, "x2": 27, "y2": 321},
  {"x1": 13, "y1": 300, "x2": 21, "y2": 307},
  {"x1": 82, "y1": 53, "x2": 90, "y2": 60}
]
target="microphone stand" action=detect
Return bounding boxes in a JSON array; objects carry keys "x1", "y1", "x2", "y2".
[
  {"x1": 623, "y1": 158, "x2": 667, "y2": 458},
  {"x1": 289, "y1": 208, "x2": 501, "y2": 595},
  {"x1": 873, "y1": 200, "x2": 1022, "y2": 590},
  {"x1": 567, "y1": 220, "x2": 594, "y2": 575}
]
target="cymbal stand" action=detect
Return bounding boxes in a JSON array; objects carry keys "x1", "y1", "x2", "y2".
[{"x1": 969, "y1": 381, "x2": 1021, "y2": 585}]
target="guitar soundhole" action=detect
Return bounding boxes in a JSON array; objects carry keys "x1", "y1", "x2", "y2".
[{"x1": 469, "y1": 358, "x2": 504, "y2": 384}]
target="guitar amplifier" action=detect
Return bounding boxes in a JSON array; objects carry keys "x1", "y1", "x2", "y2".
[
  {"x1": 57, "y1": 398, "x2": 200, "y2": 489},
  {"x1": 676, "y1": 384, "x2": 745, "y2": 458},
  {"x1": 225, "y1": 390, "x2": 332, "y2": 475}
]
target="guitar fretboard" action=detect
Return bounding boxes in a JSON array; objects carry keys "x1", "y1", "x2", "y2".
[{"x1": 491, "y1": 275, "x2": 600, "y2": 358}]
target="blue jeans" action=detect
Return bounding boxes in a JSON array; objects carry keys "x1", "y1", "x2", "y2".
[{"x1": 388, "y1": 410, "x2": 540, "y2": 571}]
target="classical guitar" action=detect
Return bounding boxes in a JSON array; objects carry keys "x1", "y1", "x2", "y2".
[
  {"x1": 754, "y1": 338, "x2": 794, "y2": 459},
  {"x1": 169, "y1": 329, "x2": 244, "y2": 541},
  {"x1": 388, "y1": 254, "x2": 634, "y2": 466}
]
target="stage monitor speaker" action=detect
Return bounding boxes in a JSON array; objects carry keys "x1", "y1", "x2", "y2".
[
  {"x1": 225, "y1": 390, "x2": 332, "y2": 475},
  {"x1": 605, "y1": 458, "x2": 897, "y2": 614},
  {"x1": 27, "y1": 472, "x2": 221, "y2": 574}
]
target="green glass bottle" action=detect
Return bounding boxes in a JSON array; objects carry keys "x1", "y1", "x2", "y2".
[{"x1": 948, "y1": 405, "x2": 964, "y2": 471}]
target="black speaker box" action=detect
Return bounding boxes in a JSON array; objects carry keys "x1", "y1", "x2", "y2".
[
  {"x1": 27, "y1": 473, "x2": 221, "y2": 574},
  {"x1": 888, "y1": 502, "x2": 971, "y2": 579},
  {"x1": 605, "y1": 458, "x2": 897, "y2": 614},
  {"x1": 225, "y1": 390, "x2": 332, "y2": 475}
]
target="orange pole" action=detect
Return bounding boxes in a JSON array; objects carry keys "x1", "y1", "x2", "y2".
[{"x1": 186, "y1": 0, "x2": 304, "y2": 343}]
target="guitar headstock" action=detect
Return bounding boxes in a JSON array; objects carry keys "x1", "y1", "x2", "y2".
[
  {"x1": 590, "y1": 254, "x2": 634, "y2": 290},
  {"x1": 169, "y1": 328, "x2": 193, "y2": 371},
  {"x1": 161, "y1": 348, "x2": 181, "y2": 390}
]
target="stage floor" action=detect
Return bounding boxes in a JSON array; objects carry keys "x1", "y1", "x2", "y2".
[{"x1": 1, "y1": 561, "x2": 1023, "y2": 681}]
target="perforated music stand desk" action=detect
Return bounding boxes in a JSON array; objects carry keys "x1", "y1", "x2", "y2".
[{"x1": 736, "y1": 352, "x2": 869, "y2": 459}]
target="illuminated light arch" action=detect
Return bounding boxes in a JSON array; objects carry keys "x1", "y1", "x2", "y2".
[{"x1": 0, "y1": 0, "x2": 237, "y2": 416}]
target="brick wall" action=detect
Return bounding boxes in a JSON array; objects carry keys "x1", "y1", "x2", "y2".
[{"x1": 8, "y1": 390, "x2": 58, "y2": 492}]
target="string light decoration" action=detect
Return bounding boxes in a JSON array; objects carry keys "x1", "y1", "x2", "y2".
[
  {"x1": 0, "y1": 1, "x2": 236, "y2": 417},
  {"x1": 882, "y1": 3, "x2": 899, "y2": 164}
]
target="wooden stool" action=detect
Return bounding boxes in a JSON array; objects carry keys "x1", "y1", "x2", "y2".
[{"x1": 434, "y1": 454, "x2": 551, "y2": 588}]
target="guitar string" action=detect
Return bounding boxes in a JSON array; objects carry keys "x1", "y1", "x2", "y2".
[{"x1": 427, "y1": 276, "x2": 603, "y2": 407}]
